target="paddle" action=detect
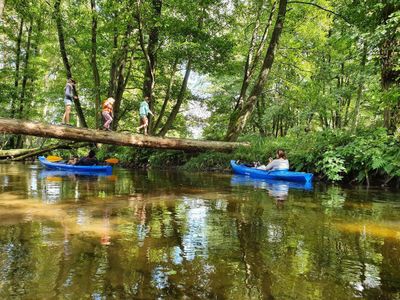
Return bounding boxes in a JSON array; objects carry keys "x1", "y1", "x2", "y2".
[
  {"x1": 46, "y1": 155, "x2": 63, "y2": 162},
  {"x1": 104, "y1": 158, "x2": 119, "y2": 164},
  {"x1": 46, "y1": 155, "x2": 119, "y2": 164}
]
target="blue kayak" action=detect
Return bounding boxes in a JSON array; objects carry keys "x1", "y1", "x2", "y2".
[
  {"x1": 231, "y1": 175, "x2": 313, "y2": 191},
  {"x1": 38, "y1": 156, "x2": 112, "y2": 174},
  {"x1": 39, "y1": 170, "x2": 112, "y2": 178},
  {"x1": 230, "y1": 160, "x2": 313, "y2": 183}
]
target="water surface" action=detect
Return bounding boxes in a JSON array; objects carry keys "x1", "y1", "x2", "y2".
[{"x1": 0, "y1": 163, "x2": 400, "y2": 299}]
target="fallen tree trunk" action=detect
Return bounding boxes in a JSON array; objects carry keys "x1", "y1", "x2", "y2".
[
  {"x1": 0, "y1": 142, "x2": 88, "y2": 160},
  {"x1": 0, "y1": 118, "x2": 249, "y2": 152},
  {"x1": 0, "y1": 148, "x2": 40, "y2": 159},
  {"x1": 11, "y1": 142, "x2": 89, "y2": 161}
]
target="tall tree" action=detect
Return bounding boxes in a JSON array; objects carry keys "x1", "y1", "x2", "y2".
[
  {"x1": 158, "y1": 58, "x2": 192, "y2": 137},
  {"x1": 137, "y1": 0, "x2": 162, "y2": 133},
  {"x1": 54, "y1": 0, "x2": 87, "y2": 128},
  {"x1": 225, "y1": 0, "x2": 288, "y2": 141},
  {"x1": 90, "y1": 0, "x2": 101, "y2": 128}
]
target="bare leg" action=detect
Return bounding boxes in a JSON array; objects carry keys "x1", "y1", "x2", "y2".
[
  {"x1": 136, "y1": 117, "x2": 148, "y2": 134},
  {"x1": 62, "y1": 105, "x2": 71, "y2": 124}
]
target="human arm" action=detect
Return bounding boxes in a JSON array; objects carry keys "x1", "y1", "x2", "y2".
[
  {"x1": 264, "y1": 160, "x2": 278, "y2": 170},
  {"x1": 65, "y1": 84, "x2": 73, "y2": 99}
]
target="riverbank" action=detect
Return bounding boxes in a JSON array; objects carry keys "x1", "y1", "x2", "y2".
[{"x1": 93, "y1": 128, "x2": 400, "y2": 187}]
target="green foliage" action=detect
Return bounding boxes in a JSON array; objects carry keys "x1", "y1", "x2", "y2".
[
  {"x1": 317, "y1": 151, "x2": 347, "y2": 182},
  {"x1": 181, "y1": 152, "x2": 231, "y2": 171},
  {"x1": 231, "y1": 128, "x2": 400, "y2": 184},
  {"x1": 148, "y1": 150, "x2": 189, "y2": 168}
]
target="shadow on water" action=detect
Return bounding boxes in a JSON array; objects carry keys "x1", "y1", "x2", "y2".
[{"x1": 0, "y1": 162, "x2": 400, "y2": 299}]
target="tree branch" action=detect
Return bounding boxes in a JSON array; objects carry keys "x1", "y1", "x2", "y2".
[{"x1": 287, "y1": 1, "x2": 350, "y2": 24}]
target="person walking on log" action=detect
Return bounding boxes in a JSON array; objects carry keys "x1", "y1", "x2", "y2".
[
  {"x1": 102, "y1": 97, "x2": 115, "y2": 131},
  {"x1": 136, "y1": 96, "x2": 154, "y2": 135},
  {"x1": 62, "y1": 78, "x2": 77, "y2": 126}
]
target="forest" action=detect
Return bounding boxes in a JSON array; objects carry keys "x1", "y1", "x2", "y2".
[{"x1": 0, "y1": 0, "x2": 399, "y2": 184}]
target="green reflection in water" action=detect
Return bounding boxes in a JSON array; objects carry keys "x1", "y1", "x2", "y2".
[{"x1": 0, "y1": 163, "x2": 400, "y2": 299}]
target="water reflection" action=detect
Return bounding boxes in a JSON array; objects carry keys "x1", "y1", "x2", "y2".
[
  {"x1": 231, "y1": 175, "x2": 312, "y2": 201},
  {"x1": 0, "y1": 163, "x2": 400, "y2": 299}
]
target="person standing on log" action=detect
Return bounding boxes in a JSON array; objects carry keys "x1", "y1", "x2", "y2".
[
  {"x1": 102, "y1": 97, "x2": 115, "y2": 131},
  {"x1": 136, "y1": 96, "x2": 154, "y2": 135},
  {"x1": 62, "y1": 78, "x2": 77, "y2": 126}
]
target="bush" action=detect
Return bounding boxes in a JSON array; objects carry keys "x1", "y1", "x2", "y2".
[{"x1": 182, "y1": 152, "x2": 231, "y2": 171}]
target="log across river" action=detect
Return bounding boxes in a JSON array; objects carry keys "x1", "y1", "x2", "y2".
[{"x1": 0, "y1": 118, "x2": 248, "y2": 152}]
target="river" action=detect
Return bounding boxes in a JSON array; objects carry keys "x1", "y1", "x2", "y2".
[{"x1": 0, "y1": 162, "x2": 399, "y2": 299}]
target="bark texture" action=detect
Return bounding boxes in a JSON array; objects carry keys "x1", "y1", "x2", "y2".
[{"x1": 0, "y1": 118, "x2": 248, "y2": 152}]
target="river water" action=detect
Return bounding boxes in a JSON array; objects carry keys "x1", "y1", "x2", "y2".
[{"x1": 0, "y1": 162, "x2": 399, "y2": 299}]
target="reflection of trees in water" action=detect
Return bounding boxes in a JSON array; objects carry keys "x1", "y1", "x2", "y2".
[{"x1": 1, "y1": 164, "x2": 400, "y2": 298}]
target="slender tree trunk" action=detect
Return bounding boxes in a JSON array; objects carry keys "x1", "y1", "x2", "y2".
[
  {"x1": 158, "y1": 59, "x2": 192, "y2": 137},
  {"x1": 354, "y1": 52, "x2": 365, "y2": 130},
  {"x1": 225, "y1": 0, "x2": 288, "y2": 141},
  {"x1": 11, "y1": 17, "x2": 24, "y2": 119},
  {"x1": 0, "y1": 0, "x2": 5, "y2": 19},
  {"x1": 137, "y1": 0, "x2": 162, "y2": 133},
  {"x1": 255, "y1": 94, "x2": 266, "y2": 136},
  {"x1": 110, "y1": 28, "x2": 136, "y2": 130},
  {"x1": 8, "y1": 17, "x2": 24, "y2": 149},
  {"x1": 18, "y1": 20, "x2": 33, "y2": 120},
  {"x1": 228, "y1": 1, "x2": 276, "y2": 128},
  {"x1": 152, "y1": 57, "x2": 178, "y2": 132},
  {"x1": 15, "y1": 20, "x2": 33, "y2": 148},
  {"x1": 54, "y1": 0, "x2": 87, "y2": 128},
  {"x1": 90, "y1": 0, "x2": 101, "y2": 128},
  {"x1": 108, "y1": 27, "x2": 118, "y2": 97},
  {"x1": 381, "y1": 2, "x2": 400, "y2": 132}
]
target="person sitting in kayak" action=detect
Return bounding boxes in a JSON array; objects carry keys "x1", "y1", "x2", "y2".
[
  {"x1": 67, "y1": 156, "x2": 78, "y2": 165},
  {"x1": 75, "y1": 150, "x2": 99, "y2": 166},
  {"x1": 257, "y1": 149, "x2": 289, "y2": 171}
]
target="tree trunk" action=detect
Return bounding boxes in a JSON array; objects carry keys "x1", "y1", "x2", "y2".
[
  {"x1": 352, "y1": 44, "x2": 367, "y2": 131},
  {"x1": 152, "y1": 57, "x2": 178, "y2": 133},
  {"x1": 225, "y1": 0, "x2": 288, "y2": 141},
  {"x1": 232, "y1": 1, "x2": 276, "y2": 112},
  {"x1": 18, "y1": 20, "x2": 33, "y2": 120},
  {"x1": 15, "y1": 20, "x2": 33, "y2": 148},
  {"x1": 11, "y1": 17, "x2": 24, "y2": 119},
  {"x1": 228, "y1": 1, "x2": 276, "y2": 135},
  {"x1": 11, "y1": 142, "x2": 88, "y2": 161},
  {"x1": 158, "y1": 59, "x2": 192, "y2": 137},
  {"x1": 0, "y1": 147, "x2": 40, "y2": 159},
  {"x1": 108, "y1": 27, "x2": 118, "y2": 98},
  {"x1": 111, "y1": 30, "x2": 136, "y2": 130},
  {"x1": 381, "y1": 2, "x2": 400, "y2": 132},
  {"x1": 138, "y1": 0, "x2": 162, "y2": 133},
  {"x1": 8, "y1": 17, "x2": 24, "y2": 149},
  {"x1": 0, "y1": 118, "x2": 249, "y2": 152},
  {"x1": 54, "y1": 0, "x2": 87, "y2": 128},
  {"x1": 90, "y1": 0, "x2": 101, "y2": 128},
  {"x1": 0, "y1": 0, "x2": 5, "y2": 19}
]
